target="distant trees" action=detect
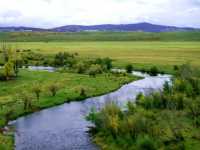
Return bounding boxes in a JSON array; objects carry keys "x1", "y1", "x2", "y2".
[
  {"x1": 54, "y1": 52, "x2": 75, "y2": 67},
  {"x1": 94, "y1": 57, "x2": 112, "y2": 70}
]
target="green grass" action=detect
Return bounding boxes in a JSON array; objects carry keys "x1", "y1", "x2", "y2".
[
  {"x1": 0, "y1": 31, "x2": 200, "y2": 42},
  {"x1": 0, "y1": 134, "x2": 13, "y2": 150},
  {"x1": 0, "y1": 69, "x2": 136, "y2": 150},
  {"x1": 1, "y1": 41, "x2": 200, "y2": 73}
]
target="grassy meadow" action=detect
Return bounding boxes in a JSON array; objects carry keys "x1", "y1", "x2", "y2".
[
  {"x1": 1, "y1": 41, "x2": 200, "y2": 73},
  {"x1": 1, "y1": 31, "x2": 200, "y2": 42},
  {"x1": 0, "y1": 31, "x2": 200, "y2": 149}
]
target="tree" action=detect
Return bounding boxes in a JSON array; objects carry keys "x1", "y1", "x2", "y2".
[
  {"x1": 54, "y1": 52, "x2": 75, "y2": 67},
  {"x1": 4, "y1": 61, "x2": 14, "y2": 80},
  {"x1": 75, "y1": 62, "x2": 86, "y2": 74},
  {"x1": 88, "y1": 64, "x2": 103, "y2": 77},
  {"x1": 1, "y1": 43, "x2": 21, "y2": 79},
  {"x1": 103, "y1": 57, "x2": 112, "y2": 70},
  {"x1": 149, "y1": 66, "x2": 159, "y2": 76},
  {"x1": 32, "y1": 83, "x2": 42, "y2": 100},
  {"x1": 126, "y1": 64, "x2": 133, "y2": 73},
  {"x1": 94, "y1": 57, "x2": 112, "y2": 70},
  {"x1": 178, "y1": 63, "x2": 192, "y2": 79},
  {"x1": 48, "y1": 83, "x2": 60, "y2": 96},
  {"x1": 19, "y1": 92, "x2": 33, "y2": 110},
  {"x1": 1, "y1": 42, "x2": 9, "y2": 63}
]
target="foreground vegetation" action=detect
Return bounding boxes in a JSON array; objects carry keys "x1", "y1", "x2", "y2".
[{"x1": 88, "y1": 64, "x2": 200, "y2": 150}]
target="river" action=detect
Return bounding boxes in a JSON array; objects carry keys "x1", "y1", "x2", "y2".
[{"x1": 9, "y1": 71, "x2": 171, "y2": 150}]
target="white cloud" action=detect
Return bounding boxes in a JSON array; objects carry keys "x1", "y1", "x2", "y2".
[{"x1": 0, "y1": 0, "x2": 199, "y2": 28}]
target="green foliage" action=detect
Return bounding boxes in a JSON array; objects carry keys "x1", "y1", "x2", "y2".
[
  {"x1": 32, "y1": 83, "x2": 42, "y2": 100},
  {"x1": 125, "y1": 64, "x2": 133, "y2": 73},
  {"x1": 0, "y1": 44, "x2": 21, "y2": 80},
  {"x1": 54, "y1": 52, "x2": 75, "y2": 67},
  {"x1": 136, "y1": 135, "x2": 157, "y2": 150},
  {"x1": 89, "y1": 64, "x2": 200, "y2": 150},
  {"x1": 75, "y1": 61, "x2": 87, "y2": 73},
  {"x1": 94, "y1": 57, "x2": 113, "y2": 70},
  {"x1": 149, "y1": 66, "x2": 159, "y2": 76},
  {"x1": 48, "y1": 83, "x2": 60, "y2": 96},
  {"x1": 88, "y1": 64, "x2": 103, "y2": 77},
  {"x1": 1, "y1": 31, "x2": 200, "y2": 42},
  {"x1": 4, "y1": 61, "x2": 15, "y2": 80}
]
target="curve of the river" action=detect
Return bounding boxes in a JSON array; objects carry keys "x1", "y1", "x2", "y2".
[{"x1": 10, "y1": 71, "x2": 171, "y2": 150}]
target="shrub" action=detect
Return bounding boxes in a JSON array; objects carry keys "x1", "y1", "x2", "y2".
[
  {"x1": 54, "y1": 52, "x2": 75, "y2": 67},
  {"x1": 125, "y1": 64, "x2": 133, "y2": 73},
  {"x1": 80, "y1": 87, "x2": 86, "y2": 97},
  {"x1": 136, "y1": 135, "x2": 157, "y2": 150},
  {"x1": 75, "y1": 62, "x2": 87, "y2": 74},
  {"x1": 88, "y1": 64, "x2": 103, "y2": 77},
  {"x1": 136, "y1": 93, "x2": 145, "y2": 104},
  {"x1": 4, "y1": 61, "x2": 15, "y2": 80},
  {"x1": 149, "y1": 66, "x2": 159, "y2": 76},
  {"x1": 103, "y1": 57, "x2": 113, "y2": 70},
  {"x1": 94, "y1": 57, "x2": 113, "y2": 70},
  {"x1": 174, "y1": 65, "x2": 179, "y2": 71},
  {"x1": 18, "y1": 92, "x2": 33, "y2": 110},
  {"x1": 163, "y1": 81, "x2": 172, "y2": 94},
  {"x1": 48, "y1": 83, "x2": 60, "y2": 96},
  {"x1": 32, "y1": 83, "x2": 42, "y2": 100}
]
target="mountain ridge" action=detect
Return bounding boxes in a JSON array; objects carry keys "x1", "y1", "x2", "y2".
[{"x1": 0, "y1": 22, "x2": 199, "y2": 32}]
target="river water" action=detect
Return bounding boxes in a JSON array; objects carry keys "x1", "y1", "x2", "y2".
[{"x1": 10, "y1": 71, "x2": 171, "y2": 150}]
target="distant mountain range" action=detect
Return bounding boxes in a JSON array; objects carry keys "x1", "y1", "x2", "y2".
[{"x1": 0, "y1": 22, "x2": 199, "y2": 32}]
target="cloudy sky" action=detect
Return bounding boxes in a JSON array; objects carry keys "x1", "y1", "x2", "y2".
[{"x1": 0, "y1": 0, "x2": 200, "y2": 28}]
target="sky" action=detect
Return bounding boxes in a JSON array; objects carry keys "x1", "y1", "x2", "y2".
[{"x1": 0, "y1": 0, "x2": 200, "y2": 28}]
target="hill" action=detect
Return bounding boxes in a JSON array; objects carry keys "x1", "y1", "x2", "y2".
[
  {"x1": 52, "y1": 22, "x2": 198, "y2": 32},
  {"x1": 0, "y1": 22, "x2": 199, "y2": 32}
]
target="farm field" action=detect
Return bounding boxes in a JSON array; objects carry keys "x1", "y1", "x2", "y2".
[{"x1": 1, "y1": 41, "x2": 200, "y2": 73}]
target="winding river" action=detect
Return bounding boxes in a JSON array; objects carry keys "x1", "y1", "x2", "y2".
[{"x1": 9, "y1": 71, "x2": 171, "y2": 150}]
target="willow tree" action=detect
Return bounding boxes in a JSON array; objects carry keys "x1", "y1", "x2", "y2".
[{"x1": 4, "y1": 61, "x2": 14, "y2": 80}]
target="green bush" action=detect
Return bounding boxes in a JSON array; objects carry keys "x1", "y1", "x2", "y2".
[
  {"x1": 136, "y1": 135, "x2": 157, "y2": 150},
  {"x1": 88, "y1": 64, "x2": 103, "y2": 77},
  {"x1": 149, "y1": 66, "x2": 159, "y2": 76},
  {"x1": 125, "y1": 64, "x2": 133, "y2": 73}
]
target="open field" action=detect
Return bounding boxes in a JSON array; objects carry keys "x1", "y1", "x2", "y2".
[
  {"x1": 0, "y1": 31, "x2": 200, "y2": 42},
  {"x1": 1, "y1": 41, "x2": 200, "y2": 73}
]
